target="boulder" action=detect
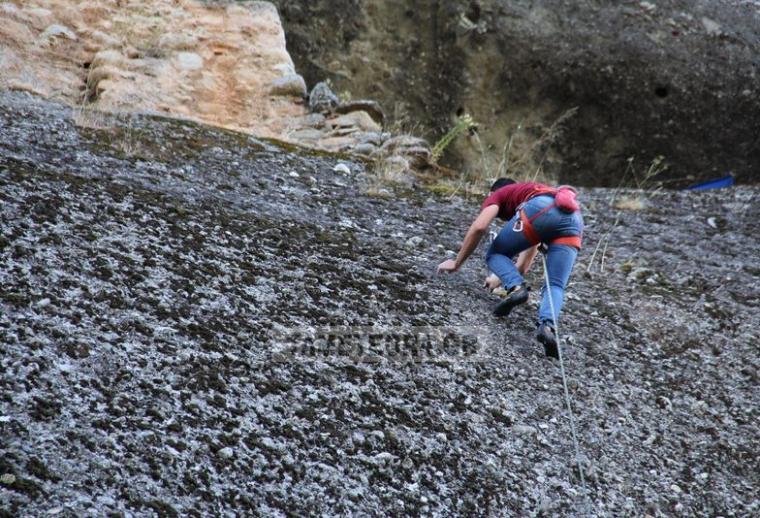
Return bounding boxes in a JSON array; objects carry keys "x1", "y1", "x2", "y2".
[
  {"x1": 270, "y1": 73, "x2": 307, "y2": 97},
  {"x1": 353, "y1": 143, "x2": 377, "y2": 156},
  {"x1": 328, "y1": 127, "x2": 360, "y2": 137},
  {"x1": 328, "y1": 111, "x2": 382, "y2": 133},
  {"x1": 378, "y1": 135, "x2": 429, "y2": 153},
  {"x1": 358, "y1": 132, "x2": 390, "y2": 146},
  {"x1": 40, "y1": 24, "x2": 77, "y2": 42},
  {"x1": 288, "y1": 128, "x2": 325, "y2": 142},
  {"x1": 308, "y1": 81, "x2": 339, "y2": 113},
  {"x1": 292, "y1": 113, "x2": 326, "y2": 129},
  {"x1": 375, "y1": 135, "x2": 433, "y2": 170},
  {"x1": 335, "y1": 99, "x2": 385, "y2": 126},
  {"x1": 317, "y1": 135, "x2": 356, "y2": 151}
]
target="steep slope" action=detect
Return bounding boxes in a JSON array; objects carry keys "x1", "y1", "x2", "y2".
[{"x1": 1, "y1": 91, "x2": 758, "y2": 516}]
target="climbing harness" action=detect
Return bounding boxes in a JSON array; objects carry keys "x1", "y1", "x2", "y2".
[
  {"x1": 540, "y1": 248, "x2": 589, "y2": 503},
  {"x1": 487, "y1": 229, "x2": 498, "y2": 247},
  {"x1": 512, "y1": 188, "x2": 583, "y2": 249},
  {"x1": 511, "y1": 219, "x2": 523, "y2": 233}
]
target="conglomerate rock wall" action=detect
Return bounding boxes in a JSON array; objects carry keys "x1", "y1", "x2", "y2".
[{"x1": 1, "y1": 90, "x2": 758, "y2": 516}]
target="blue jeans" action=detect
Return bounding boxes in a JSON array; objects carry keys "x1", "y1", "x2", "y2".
[{"x1": 485, "y1": 195, "x2": 583, "y2": 325}]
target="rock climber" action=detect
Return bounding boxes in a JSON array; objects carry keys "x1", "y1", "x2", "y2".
[{"x1": 436, "y1": 178, "x2": 584, "y2": 358}]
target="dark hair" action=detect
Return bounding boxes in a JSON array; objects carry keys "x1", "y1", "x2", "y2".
[{"x1": 490, "y1": 178, "x2": 515, "y2": 192}]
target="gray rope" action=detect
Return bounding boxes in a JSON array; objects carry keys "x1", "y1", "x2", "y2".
[{"x1": 540, "y1": 252, "x2": 589, "y2": 498}]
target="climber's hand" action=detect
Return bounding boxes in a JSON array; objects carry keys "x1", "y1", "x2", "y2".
[{"x1": 437, "y1": 259, "x2": 459, "y2": 274}]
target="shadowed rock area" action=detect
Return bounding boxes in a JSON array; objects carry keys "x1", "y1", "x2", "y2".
[
  {"x1": 273, "y1": 0, "x2": 760, "y2": 185},
  {"x1": 1, "y1": 91, "x2": 758, "y2": 516}
]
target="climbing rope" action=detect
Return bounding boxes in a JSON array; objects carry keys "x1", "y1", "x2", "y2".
[{"x1": 540, "y1": 251, "x2": 589, "y2": 501}]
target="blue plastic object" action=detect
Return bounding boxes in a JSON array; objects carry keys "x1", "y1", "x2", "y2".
[{"x1": 685, "y1": 174, "x2": 734, "y2": 191}]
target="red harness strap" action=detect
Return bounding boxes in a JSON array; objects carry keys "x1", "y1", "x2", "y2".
[
  {"x1": 518, "y1": 197, "x2": 582, "y2": 250},
  {"x1": 550, "y1": 235, "x2": 582, "y2": 249},
  {"x1": 527, "y1": 186, "x2": 558, "y2": 199}
]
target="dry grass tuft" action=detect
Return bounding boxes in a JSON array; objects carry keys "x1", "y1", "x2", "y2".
[
  {"x1": 365, "y1": 155, "x2": 410, "y2": 196},
  {"x1": 112, "y1": 119, "x2": 145, "y2": 158},
  {"x1": 72, "y1": 104, "x2": 110, "y2": 129},
  {"x1": 613, "y1": 196, "x2": 647, "y2": 211},
  {"x1": 585, "y1": 155, "x2": 669, "y2": 273},
  {"x1": 455, "y1": 107, "x2": 579, "y2": 195},
  {"x1": 493, "y1": 107, "x2": 578, "y2": 183},
  {"x1": 71, "y1": 103, "x2": 147, "y2": 159}
]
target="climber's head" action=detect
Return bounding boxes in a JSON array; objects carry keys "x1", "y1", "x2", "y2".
[{"x1": 490, "y1": 178, "x2": 515, "y2": 192}]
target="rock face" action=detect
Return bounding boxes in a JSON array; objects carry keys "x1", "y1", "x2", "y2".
[
  {"x1": 0, "y1": 0, "x2": 423, "y2": 167},
  {"x1": 1, "y1": 90, "x2": 759, "y2": 517},
  {"x1": 272, "y1": 0, "x2": 760, "y2": 185},
  {"x1": 0, "y1": 0, "x2": 310, "y2": 140}
]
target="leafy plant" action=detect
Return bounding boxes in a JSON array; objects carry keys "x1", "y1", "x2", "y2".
[{"x1": 431, "y1": 113, "x2": 476, "y2": 163}]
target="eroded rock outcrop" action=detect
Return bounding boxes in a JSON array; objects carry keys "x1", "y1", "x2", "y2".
[
  {"x1": 0, "y1": 0, "x2": 309, "y2": 139},
  {"x1": 0, "y1": 0, "x2": 410, "y2": 161}
]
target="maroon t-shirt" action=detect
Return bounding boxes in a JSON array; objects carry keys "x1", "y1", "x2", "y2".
[{"x1": 481, "y1": 182, "x2": 549, "y2": 220}]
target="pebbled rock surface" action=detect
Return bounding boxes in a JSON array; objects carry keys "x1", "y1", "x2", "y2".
[{"x1": 1, "y1": 91, "x2": 758, "y2": 516}]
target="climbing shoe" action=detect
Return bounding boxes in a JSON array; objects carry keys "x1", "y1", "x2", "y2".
[
  {"x1": 536, "y1": 321, "x2": 559, "y2": 359},
  {"x1": 493, "y1": 284, "x2": 528, "y2": 317}
]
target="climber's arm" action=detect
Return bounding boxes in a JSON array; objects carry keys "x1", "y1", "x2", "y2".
[{"x1": 437, "y1": 205, "x2": 499, "y2": 274}]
